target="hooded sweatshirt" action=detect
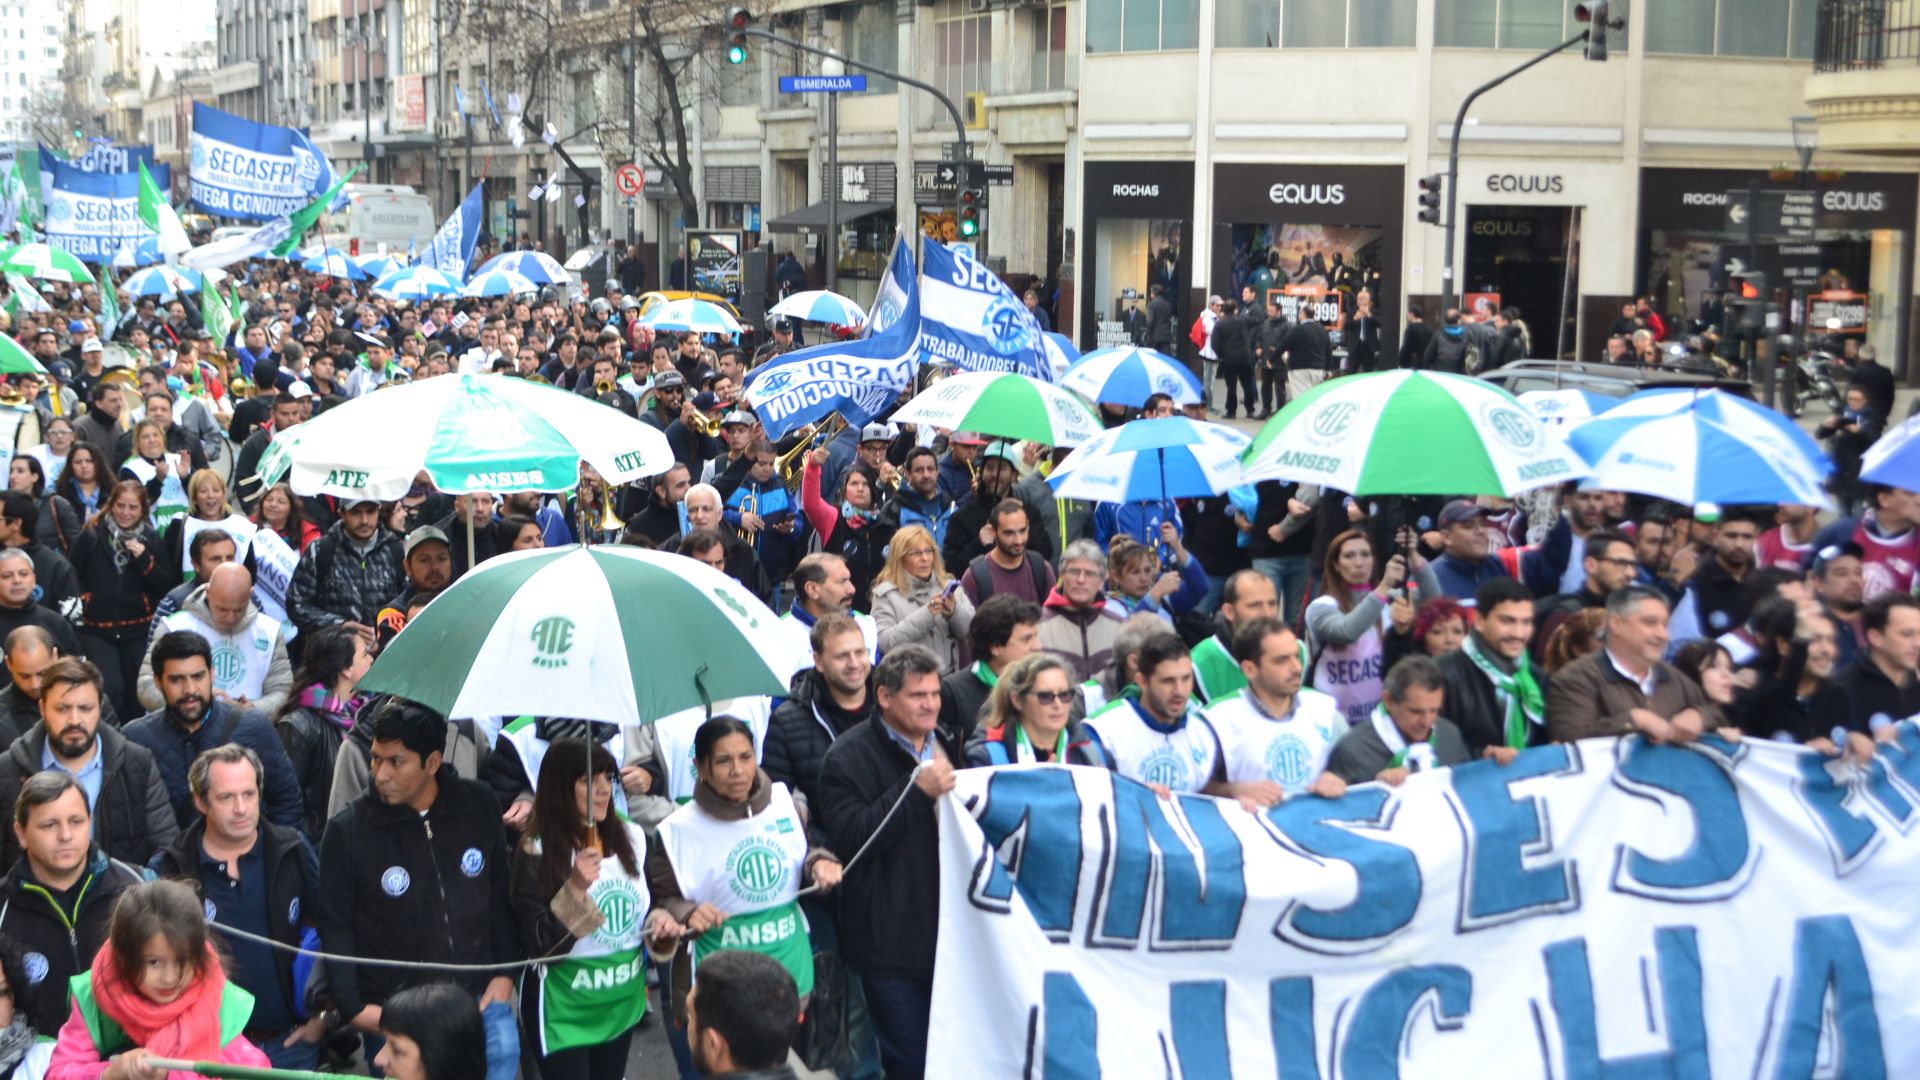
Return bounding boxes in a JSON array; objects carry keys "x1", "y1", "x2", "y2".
[{"x1": 135, "y1": 585, "x2": 293, "y2": 716}]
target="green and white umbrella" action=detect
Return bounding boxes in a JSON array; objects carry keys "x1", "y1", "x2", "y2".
[
  {"x1": 256, "y1": 371, "x2": 674, "y2": 501},
  {"x1": 0, "y1": 334, "x2": 47, "y2": 376},
  {"x1": 1241, "y1": 370, "x2": 1587, "y2": 496},
  {"x1": 0, "y1": 243, "x2": 94, "y2": 285},
  {"x1": 889, "y1": 371, "x2": 1102, "y2": 448},
  {"x1": 362, "y1": 546, "x2": 795, "y2": 724}
]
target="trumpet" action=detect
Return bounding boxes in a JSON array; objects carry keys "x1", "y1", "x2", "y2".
[
  {"x1": 687, "y1": 408, "x2": 720, "y2": 438},
  {"x1": 737, "y1": 489, "x2": 759, "y2": 544}
]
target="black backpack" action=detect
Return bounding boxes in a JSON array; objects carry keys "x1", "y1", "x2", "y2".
[{"x1": 967, "y1": 552, "x2": 1049, "y2": 603}]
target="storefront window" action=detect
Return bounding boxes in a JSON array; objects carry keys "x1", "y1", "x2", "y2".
[
  {"x1": 1081, "y1": 162, "x2": 1193, "y2": 349},
  {"x1": 843, "y1": 2, "x2": 897, "y2": 93},
  {"x1": 1464, "y1": 206, "x2": 1575, "y2": 360},
  {"x1": 1096, "y1": 219, "x2": 1184, "y2": 344},
  {"x1": 1219, "y1": 0, "x2": 1412, "y2": 47}
]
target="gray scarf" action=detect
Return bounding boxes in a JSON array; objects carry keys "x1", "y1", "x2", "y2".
[{"x1": 0, "y1": 1015, "x2": 34, "y2": 1071}]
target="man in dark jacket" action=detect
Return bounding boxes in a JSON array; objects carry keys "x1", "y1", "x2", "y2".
[
  {"x1": 764, "y1": 614, "x2": 876, "y2": 815},
  {"x1": 0, "y1": 772, "x2": 143, "y2": 1037},
  {"x1": 316, "y1": 700, "x2": 520, "y2": 1052},
  {"x1": 938, "y1": 595, "x2": 1041, "y2": 744},
  {"x1": 941, "y1": 446, "x2": 1053, "y2": 578},
  {"x1": 1421, "y1": 309, "x2": 1471, "y2": 372},
  {"x1": 233, "y1": 392, "x2": 305, "y2": 511},
  {"x1": 1144, "y1": 283, "x2": 1175, "y2": 353},
  {"x1": 1278, "y1": 313, "x2": 1332, "y2": 403},
  {"x1": 285, "y1": 500, "x2": 406, "y2": 642},
  {"x1": 1847, "y1": 343, "x2": 1896, "y2": 419},
  {"x1": 433, "y1": 493, "x2": 499, "y2": 582},
  {"x1": 124, "y1": 630, "x2": 303, "y2": 831},
  {"x1": 1257, "y1": 298, "x2": 1290, "y2": 417},
  {"x1": 0, "y1": 657, "x2": 177, "y2": 868},
  {"x1": 0, "y1": 627, "x2": 116, "y2": 746},
  {"x1": 1212, "y1": 299, "x2": 1256, "y2": 419},
  {"x1": 817, "y1": 645, "x2": 960, "y2": 1080},
  {"x1": 0, "y1": 499, "x2": 79, "y2": 621},
  {"x1": 1439, "y1": 578, "x2": 1549, "y2": 760},
  {"x1": 1832, "y1": 593, "x2": 1920, "y2": 740},
  {"x1": 152, "y1": 744, "x2": 324, "y2": 1069},
  {"x1": 1398, "y1": 304, "x2": 1434, "y2": 369},
  {"x1": 0, "y1": 549, "x2": 79, "y2": 656},
  {"x1": 627, "y1": 463, "x2": 692, "y2": 547}
]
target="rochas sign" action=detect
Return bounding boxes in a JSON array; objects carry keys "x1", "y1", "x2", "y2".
[
  {"x1": 1269, "y1": 183, "x2": 1345, "y2": 206},
  {"x1": 1111, "y1": 184, "x2": 1161, "y2": 197}
]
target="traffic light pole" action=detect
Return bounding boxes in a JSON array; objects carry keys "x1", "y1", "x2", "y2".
[{"x1": 1439, "y1": 30, "x2": 1589, "y2": 318}]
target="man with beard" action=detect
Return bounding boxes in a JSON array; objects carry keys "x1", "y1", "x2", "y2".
[
  {"x1": 1083, "y1": 632, "x2": 1271, "y2": 807},
  {"x1": 1523, "y1": 483, "x2": 1609, "y2": 597},
  {"x1": 876, "y1": 449, "x2": 957, "y2": 554},
  {"x1": 1756, "y1": 504, "x2": 1820, "y2": 573},
  {"x1": 1678, "y1": 511, "x2": 1759, "y2": 639},
  {"x1": 137, "y1": 564, "x2": 292, "y2": 716},
  {"x1": 501, "y1": 490, "x2": 572, "y2": 549},
  {"x1": 124, "y1": 630, "x2": 301, "y2": 830},
  {"x1": 943, "y1": 443, "x2": 1052, "y2": 577},
  {"x1": 776, "y1": 553, "x2": 877, "y2": 681},
  {"x1": 1188, "y1": 569, "x2": 1278, "y2": 706},
  {"x1": 1440, "y1": 577, "x2": 1549, "y2": 760},
  {"x1": 957, "y1": 499, "x2": 1055, "y2": 606},
  {"x1": 683, "y1": 951, "x2": 802, "y2": 1078},
  {"x1": 0, "y1": 656, "x2": 175, "y2": 866},
  {"x1": 1814, "y1": 542, "x2": 1867, "y2": 667},
  {"x1": 1532, "y1": 530, "x2": 1636, "y2": 661}
]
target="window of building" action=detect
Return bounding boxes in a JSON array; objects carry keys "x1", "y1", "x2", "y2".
[
  {"x1": 843, "y1": 2, "x2": 897, "y2": 93},
  {"x1": 1090, "y1": 0, "x2": 1197, "y2": 52},
  {"x1": 1643, "y1": 0, "x2": 1814, "y2": 58},
  {"x1": 570, "y1": 71, "x2": 598, "y2": 131},
  {"x1": 1435, "y1": 0, "x2": 1626, "y2": 50},
  {"x1": 1031, "y1": 3, "x2": 1070, "y2": 89},
  {"x1": 1218, "y1": 0, "x2": 1412, "y2": 47},
  {"x1": 933, "y1": 0, "x2": 993, "y2": 102}
]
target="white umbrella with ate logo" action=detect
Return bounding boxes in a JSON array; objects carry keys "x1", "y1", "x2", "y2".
[{"x1": 1240, "y1": 370, "x2": 1588, "y2": 496}]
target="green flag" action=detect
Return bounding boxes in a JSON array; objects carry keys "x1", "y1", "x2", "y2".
[
  {"x1": 98, "y1": 269, "x2": 122, "y2": 338},
  {"x1": 137, "y1": 160, "x2": 191, "y2": 255},
  {"x1": 270, "y1": 165, "x2": 361, "y2": 259},
  {"x1": 197, "y1": 284, "x2": 234, "y2": 348}
]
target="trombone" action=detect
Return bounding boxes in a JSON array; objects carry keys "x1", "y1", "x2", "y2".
[{"x1": 775, "y1": 415, "x2": 848, "y2": 497}]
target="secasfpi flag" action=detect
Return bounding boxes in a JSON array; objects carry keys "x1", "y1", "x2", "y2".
[
  {"x1": 42, "y1": 159, "x2": 165, "y2": 262},
  {"x1": 929, "y1": 732, "x2": 1920, "y2": 1078},
  {"x1": 189, "y1": 102, "x2": 339, "y2": 220},
  {"x1": 745, "y1": 236, "x2": 920, "y2": 440},
  {"x1": 917, "y1": 240, "x2": 1050, "y2": 379},
  {"x1": 419, "y1": 182, "x2": 483, "y2": 279},
  {"x1": 67, "y1": 144, "x2": 156, "y2": 174}
]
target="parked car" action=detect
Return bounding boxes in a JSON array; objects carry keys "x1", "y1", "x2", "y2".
[{"x1": 1481, "y1": 360, "x2": 1753, "y2": 401}]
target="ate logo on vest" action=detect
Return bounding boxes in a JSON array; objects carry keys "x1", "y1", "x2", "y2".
[
  {"x1": 725, "y1": 838, "x2": 790, "y2": 906},
  {"x1": 593, "y1": 879, "x2": 641, "y2": 948},
  {"x1": 210, "y1": 645, "x2": 244, "y2": 686},
  {"x1": 530, "y1": 616, "x2": 576, "y2": 669},
  {"x1": 1263, "y1": 733, "x2": 1312, "y2": 787},
  {"x1": 1137, "y1": 746, "x2": 1192, "y2": 791}
]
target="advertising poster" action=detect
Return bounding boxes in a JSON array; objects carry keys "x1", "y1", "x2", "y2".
[{"x1": 687, "y1": 231, "x2": 742, "y2": 301}]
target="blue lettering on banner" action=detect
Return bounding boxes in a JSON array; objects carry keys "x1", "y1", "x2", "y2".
[
  {"x1": 1041, "y1": 971, "x2": 1099, "y2": 1075},
  {"x1": 1794, "y1": 751, "x2": 1883, "y2": 874},
  {"x1": 1168, "y1": 981, "x2": 1229, "y2": 1077},
  {"x1": 1446, "y1": 744, "x2": 1582, "y2": 931},
  {"x1": 968, "y1": 769, "x2": 1084, "y2": 940},
  {"x1": 1775, "y1": 915, "x2": 1886, "y2": 1077},
  {"x1": 1092, "y1": 782, "x2": 1243, "y2": 950},
  {"x1": 1544, "y1": 927, "x2": 1708, "y2": 1077},
  {"x1": 1610, "y1": 738, "x2": 1757, "y2": 900},
  {"x1": 1339, "y1": 965, "x2": 1473, "y2": 1075},
  {"x1": 1267, "y1": 977, "x2": 1319, "y2": 1078},
  {"x1": 1261, "y1": 788, "x2": 1420, "y2": 954}
]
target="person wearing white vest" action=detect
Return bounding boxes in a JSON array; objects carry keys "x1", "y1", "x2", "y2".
[
  {"x1": 134, "y1": 564, "x2": 292, "y2": 717},
  {"x1": 1201, "y1": 617, "x2": 1348, "y2": 801},
  {"x1": 647, "y1": 715, "x2": 841, "y2": 1034},
  {"x1": 621, "y1": 697, "x2": 773, "y2": 831},
  {"x1": 509, "y1": 739, "x2": 666, "y2": 1078},
  {"x1": 778, "y1": 552, "x2": 879, "y2": 681},
  {"x1": 487, "y1": 715, "x2": 634, "y2": 835}
]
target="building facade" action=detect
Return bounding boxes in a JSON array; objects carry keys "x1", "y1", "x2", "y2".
[{"x1": 0, "y1": 0, "x2": 68, "y2": 143}]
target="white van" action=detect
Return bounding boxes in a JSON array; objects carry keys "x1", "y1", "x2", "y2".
[{"x1": 317, "y1": 184, "x2": 439, "y2": 257}]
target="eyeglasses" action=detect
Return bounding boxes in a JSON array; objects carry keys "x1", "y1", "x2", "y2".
[
  {"x1": 903, "y1": 548, "x2": 935, "y2": 559},
  {"x1": 1027, "y1": 690, "x2": 1075, "y2": 705}
]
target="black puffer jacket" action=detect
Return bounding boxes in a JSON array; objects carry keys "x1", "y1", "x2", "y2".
[
  {"x1": 762, "y1": 669, "x2": 875, "y2": 816},
  {"x1": 285, "y1": 521, "x2": 406, "y2": 635},
  {"x1": 67, "y1": 522, "x2": 174, "y2": 641},
  {"x1": 0, "y1": 722, "x2": 178, "y2": 867},
  {"x1": 0, "y1": 848, "x2": 143, "y2": 1035},
  {"x1": 276, "y1": 701, "x2": 357, "y2": 843}
]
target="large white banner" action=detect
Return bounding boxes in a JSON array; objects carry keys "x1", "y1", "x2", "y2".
[{"x1": 930, "y1": 731, "x2": 1920, "y2": 1078}]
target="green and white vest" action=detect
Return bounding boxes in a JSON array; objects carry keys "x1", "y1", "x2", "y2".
[
  {"x1": 528, "y1": 820, "x2": 652, "y2": 1055},
  {"x1": 69, "y1": 972, "x2": 254, "y2": 1058},
  {"x1": 1189, "y1": 635, "x2": 1244, "y2": 705},
  {"x1": 161, "y1": 609, "x2": 280, "y2": 703},
  {"x1": 654, "y1": 782, "x2": 814, "y2": 997}
]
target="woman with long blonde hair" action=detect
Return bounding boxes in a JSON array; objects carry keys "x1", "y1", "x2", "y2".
[
  {"x1": 967, "y1": 653, "x2": 1104, "y2": 766},
  {"x1": 870, "y1": 523, "x2": 974, "y2": 671}
]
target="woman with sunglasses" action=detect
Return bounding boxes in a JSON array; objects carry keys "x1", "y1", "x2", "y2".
[{"x1": 967, "y1": 653, "x2": 1104, "y2": 766}]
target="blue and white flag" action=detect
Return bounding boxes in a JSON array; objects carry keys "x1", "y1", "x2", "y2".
[
  {"x1": 746, "y1": 236, "x2": 921, "y2": 440},
  {"x1": 419, "y1": 182, "x2": 483, "y2": 279},
  {"x1": 67, "y1": 144, "x2": 156, "y2": 173},
  {"x1": 188, "y1": 102, "x2": 338, "y2": 220},
  {"x1": 916, "y1": 241, "x2": 1050, "y2": 380},
  {"x1": 453, "y1": 84, "x2": 470, "y2": 116},
  {"x1": 482, "y1": 82, "x2": 503, "y2": 127},
  {"x1": 867, "y1": 232, "x2": 915, "y2": 336},
  {"x1": 42, "y1": 160, "x2": 163, "y2": 262}
]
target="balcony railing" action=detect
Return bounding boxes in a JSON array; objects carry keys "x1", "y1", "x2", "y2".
[{"x1": 1814, "y1": 0, "x2": 1920, "y2": 71}]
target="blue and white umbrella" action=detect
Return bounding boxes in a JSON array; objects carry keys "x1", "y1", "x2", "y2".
[
  {"x1": 475, "y1": 250, "x2": 571, "y2": 285},
  {"x1": 1060, "y1": 346, "x2": 1204, "y2": 406},
  {"x1": 1861, "y1": 414, "x2": 1920, "y2": 489},
  {"x1": 1518, "y1": 388, "x2": 1617, "y2": 429},
  {"x1": 769, "y1": 289, "x2": 866, "y2": 327},
  {"x1": 1565, "y1": 389, "x2": 1833, "y2": 509},
  {"x1": 302, "y1": 249, "x2": 368, "y2": 280},
  {"x1": 1047, "y1": 416, "x2": 1250, "y2": 503},
  {"x1": 461, "y1": 267, "x2": 542, "y2": 298},
  {"x1": 1042, "y1": 332, "x2": 1078, "y2": 382},
  {"x1": 121, "y1": 265, "x2": 199, "y2": 298},
  {"x1": 639, "y1": 297, "x2": 744, "y2": 336},
  {"x1": 353, "y1": 253, "x2": 404, "y2": 280},
  {"x1": 110, "y1": 236, "x2": 164, "y2": 268},
  {"x1": 373, "y1": 265, "x2": 463, "y2": 301}
]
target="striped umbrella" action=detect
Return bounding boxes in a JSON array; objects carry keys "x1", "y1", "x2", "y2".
[
  {"x1": 361, "y1": 546, "x2": 794, "y2": 725},
  {"x1": 121, "y1": 265, "x2": 200, "y2": 299},
  {"x1": 639, "y1": 297, "x2": 744, "y2": 336},
  {"x1": 1043, "y1": 332, "x2": 1079, "y2": 382},
  {"x1": 0, "y1": 243, "x2": 93, "y2": 284},
  {"x1": 1565, "y1": 388, "x2": 1833, "y2": 509},
  {"x1": 301, "y1": 249, "x2": 368, "y2": 280},
  {"x1": 353, "y1": 253, "x2": 404, "y2": 280},
  {"x1": 1048, "y1": 416, "x2": 1249, "y2": 502},
  {"x1": 1060, "y1": 346, "x2": 1203, "y2": 406},
  {"x1": 110, "y1": 235, "x2": 164, "y2": 268},
  {"x1": 475, "y1": 249, "x2": 571, "y2": 285},
  {"x1": 1863, "y1": 414, "x2": 1920, "y2": 489},
  {"x1": 1242, "y1": 370, "x2": 1588, "y2": 496},
  {"x1": 890, "y1": 371, "x2": 1102, "y2": 448},
  {"x1": 373, "y1": 265, "x2": 463, "y2": 301},
  {"x1": 0, "y1": 334, "x2": 48, "y2": 376},
  {"x1": 769, "y1": 289, "x2": 866, "y2": 327},
  {"x1": 462, "y1": 267, "x2": 542, "y2": 298}
]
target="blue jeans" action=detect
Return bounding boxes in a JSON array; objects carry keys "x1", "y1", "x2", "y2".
[
  {"x1": 481, "y1": 1001, "x2": 520, "y2": 1080},
  {"x1": 1252, "y1": 555, "x2": 1311, "y2": 632},
  {"x1": 863, "y1": 975, "x2": 934, "y2": 1080},
  {"x1": 253, "y1": 1028, "x2": 320, "y2": 1072}
]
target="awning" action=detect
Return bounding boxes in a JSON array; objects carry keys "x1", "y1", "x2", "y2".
[{"x1": 764, "y1": 200, "x2": 892, "y2": 234}]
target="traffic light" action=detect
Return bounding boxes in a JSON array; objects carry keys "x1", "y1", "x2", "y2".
[
  {"x1": 957, "y1": 186, "x2": 983, "y2": 239},
  {"x1": 1416, "y1": 173, "x2": 1443, "y2": 226},
  {"x1": 725, "y1": 6, "x2": 752, "y2": 64},
  {"x1": 1576, "y1": 1, "x2": 1610, "y2": 61},
  {"x1": 1730, "y1": 271, "x2": 1769, "y2": 330}
]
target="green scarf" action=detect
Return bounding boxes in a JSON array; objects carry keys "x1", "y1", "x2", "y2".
[
  {"x1": 1373, "y1": 704, "x2": 1436, "y2": 770},
  {"x1": 1461, "y1": 633, "x2": 1544, "y2": 751},
  {"x1": 973, "y1": 660, "x2": 998, "y2": 688}
]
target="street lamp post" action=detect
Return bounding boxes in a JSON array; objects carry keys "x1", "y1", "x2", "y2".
[{"x1": 1786, "y1": 114, "x2": 1819, "y2": 414}]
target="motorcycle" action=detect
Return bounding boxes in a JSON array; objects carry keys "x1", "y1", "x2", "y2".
[{"x1": 1790, "y1": 349, "x2": 1848, "y2": 418}]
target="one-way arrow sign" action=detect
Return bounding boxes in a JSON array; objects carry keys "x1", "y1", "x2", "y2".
[{"x1": 935, "y1": 163, "x2": 960, "y2": 186}]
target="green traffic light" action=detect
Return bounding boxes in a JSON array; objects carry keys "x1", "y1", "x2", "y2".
[
  {"x1": 727, "y1": 44, "x2": 747, "y2": 64},
  {"x1": 959, "y1": 217, "x2": 979, "y2": 238}
]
